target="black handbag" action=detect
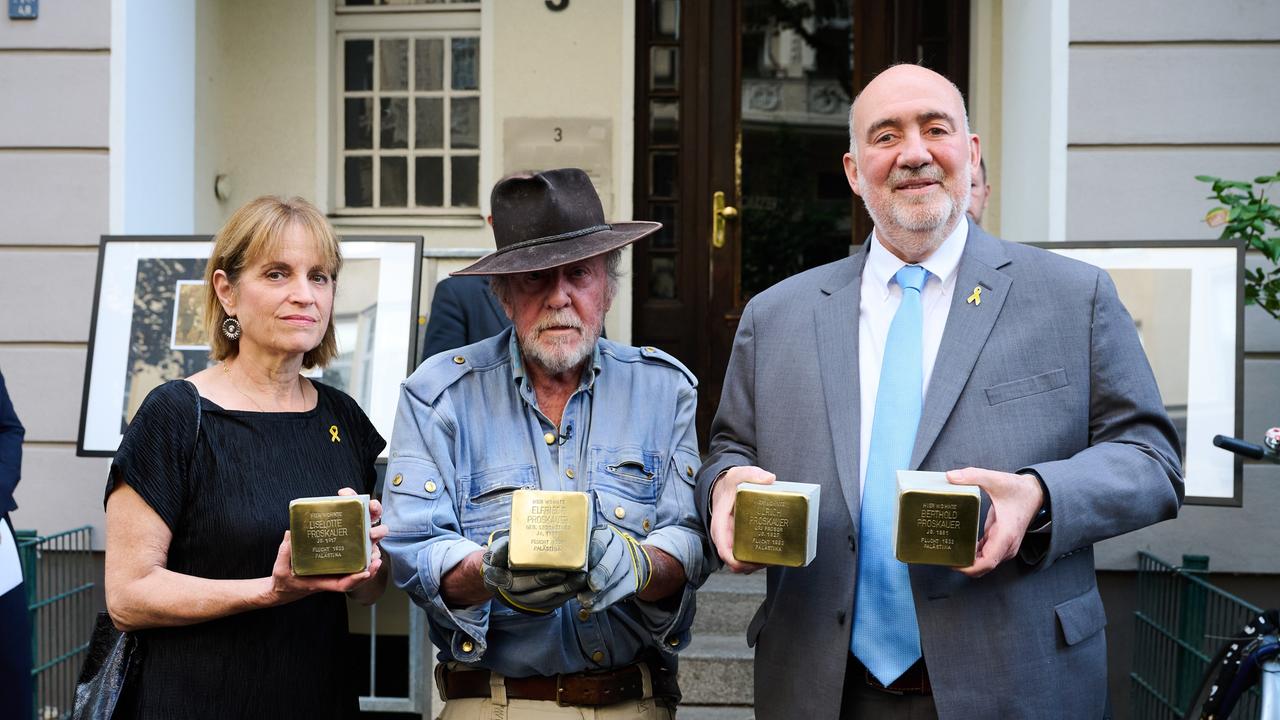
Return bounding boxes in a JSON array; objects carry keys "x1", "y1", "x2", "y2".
[{"x1": 70, "y1": 612, "x2": 141, "y2": 720}]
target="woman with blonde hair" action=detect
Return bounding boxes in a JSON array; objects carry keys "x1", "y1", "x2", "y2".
[{"x1": 104, "y1": 195, "x2": 387, "y2": 718}]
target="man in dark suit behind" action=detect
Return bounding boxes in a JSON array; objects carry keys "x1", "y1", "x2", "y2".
[{"x1": 421, "y1": 275, "x2": 512, "y2": 361}]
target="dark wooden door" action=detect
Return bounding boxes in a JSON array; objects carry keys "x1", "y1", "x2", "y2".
[{"x1": 632, "y1": 0, "x2": 969, "y2": 448}]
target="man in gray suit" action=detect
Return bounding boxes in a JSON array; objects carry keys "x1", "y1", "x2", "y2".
[{"x1": 696, "y1": 64, "x2": 1182, "y2": 719}]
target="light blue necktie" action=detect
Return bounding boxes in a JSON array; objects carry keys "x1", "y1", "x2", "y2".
[{"x1": 851, "y1": 264, "x2": 927, "y2": 686}]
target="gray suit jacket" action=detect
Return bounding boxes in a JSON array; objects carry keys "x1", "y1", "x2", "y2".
[{"x1": 696, "y1": 222, "x2": 1183, "y2": 719}]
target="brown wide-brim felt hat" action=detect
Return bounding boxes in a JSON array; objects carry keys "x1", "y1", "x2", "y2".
[{"x1": 453, "y1": 168, "x2": 660, "y2": 276}]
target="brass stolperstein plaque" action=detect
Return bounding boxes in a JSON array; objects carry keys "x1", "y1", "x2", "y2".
[
  {"x1": 289, "y1": 495, "x2": 371, "y2": 576},
  {"x1": 733, "y1": 482, "x2": 820, "y2": 568},
  {"x1": 894, "y1": 471, "x2": 980, "y2": 567},
  {"x1": 508, "y1": 489, "x2": 591, "y2": 571}
]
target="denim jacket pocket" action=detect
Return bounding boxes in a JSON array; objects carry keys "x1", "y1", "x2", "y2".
[
  {"x1": 460, "y1": 464, "x2": 536, "y2": 544},
  {"x1": 592, "y1": 485, "x2": 656, "y2": 539},
  {"x1": 590, "y1": 445, "x2": 662, "y2": 504},
  {"x1": 383, "y1": 456, "x2": 443, "y2": 537}
]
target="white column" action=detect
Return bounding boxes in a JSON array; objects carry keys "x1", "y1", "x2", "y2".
[
  {"x1": 110, "y1": 0, "x2": 196, "y2": 234},
  {"x1": 1000, "y1": 0, "x2": 1068, "y2": 243}
]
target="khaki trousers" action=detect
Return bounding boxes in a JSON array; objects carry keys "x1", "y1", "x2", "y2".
[
  {"x1": 436, "y1": 697, "x2": 673, "y2": 720},
  {"x1": 436, "y1": 667, "x2": 674, "y2": 720}
]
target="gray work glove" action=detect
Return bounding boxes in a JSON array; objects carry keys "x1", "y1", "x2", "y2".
[
  {"x1": 482, "y1": 530, "x2": 587, "y2": 615},
  {"x1": 577, "y1": 525, "x2": 654, "y2": 613}
]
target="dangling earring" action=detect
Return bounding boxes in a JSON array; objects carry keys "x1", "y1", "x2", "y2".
[{"x1": 222, "y1": 316, "x2": 242, "y2": 340}]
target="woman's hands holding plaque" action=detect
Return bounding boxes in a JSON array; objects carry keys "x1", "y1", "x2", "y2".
[
  {"x1": 482, "y1": 530, "x2": 588, "y2": 614},
  {"x1": 266, "y1": 487, "x2": 388, "y2": 605}
]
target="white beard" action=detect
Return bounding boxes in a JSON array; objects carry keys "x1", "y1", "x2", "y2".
[
  {"x1": 518, "y1": 309, "x2": 601, "y2": 375},
  {"x1": 859, "y1": 162, "x2": 971, "y2": 256}
]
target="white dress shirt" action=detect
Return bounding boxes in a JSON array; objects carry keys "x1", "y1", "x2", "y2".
[{"x1": 857, "y1": 218, "x2": 969, "y2": 498}]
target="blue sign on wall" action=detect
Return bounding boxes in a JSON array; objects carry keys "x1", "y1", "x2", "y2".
[{"x1": 9, "y1": 0, "x2": 38, "y2": 20}]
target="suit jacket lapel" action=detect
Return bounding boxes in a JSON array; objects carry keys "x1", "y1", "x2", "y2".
[
  {"x1": 911, "y1": 224, "x2": 1012, "y2": 469},
  {"x1": 815, "y1": 250, "x2": 867, "y2": 530}
]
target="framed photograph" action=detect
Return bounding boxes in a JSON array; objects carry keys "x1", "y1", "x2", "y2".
[
  {"x1": 1032, "y1": 240, "x2": 1244, "y2": 505},
  {"x1": 77, "y1": 235, "x2": 423, "y2": 459}
]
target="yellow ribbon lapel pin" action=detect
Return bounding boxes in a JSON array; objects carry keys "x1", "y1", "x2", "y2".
[
  {"x1": 329, "y1": 425, "x2": 342, "y2": 443},
  {"x1": 966, "y1": 286, "x2": 983, "y2": 306}
]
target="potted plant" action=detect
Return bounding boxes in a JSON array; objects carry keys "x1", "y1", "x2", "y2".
[{"x1": 1197, "y1": 171, "x2": 1280, "y2": 319}]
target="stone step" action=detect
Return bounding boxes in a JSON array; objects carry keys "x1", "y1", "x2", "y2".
[
  {"x1": 679, "y1": 633, "x2": 754, "y2": 706},
  {"x1": 692, "y1": 570, "x2": 766, "y2": 636},
  {"x1": 675, "y1": 706, "x2": 756, "y2": 720}
]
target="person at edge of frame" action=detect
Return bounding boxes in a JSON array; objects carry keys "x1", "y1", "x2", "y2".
[{"x1": 0, "y1": 369, "x2": 31, "y2": 720}]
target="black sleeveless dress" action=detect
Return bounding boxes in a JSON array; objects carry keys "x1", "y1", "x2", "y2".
[{"x1": 106, "y1": 379, "x2": 385, "y2": 719}]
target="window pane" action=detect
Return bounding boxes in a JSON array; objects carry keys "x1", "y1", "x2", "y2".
[
  {"x1": 650, "y1": 46, "x2": 678, "y2": 91},
  {"x1": 381, "y1": 97, "x2": 410, "y2": 149},
  {"x1": 650, "y1": 152, "x2": 678, "y2": 198},
  {"x1": 380, "y1": 38, "x2": 409, "y2": 91},
  {"x1": 654, "y1": 0, "x2": 679, "y2": 40},
  {"x1": 650, "y1": 98, "x2": 678, "y2": 146},
  {"x1": 345, "y1": 157, "x2": 373, "y2": 207},
  {"x1": 648, "y1": 203, "x2": 677, "y2": 249},
  {"x1": 451, "y1": 97, "x2": 479, "y2": 149},
  {"x1": 415, "y1": 38, "x2": 443, "y2": 91},
  {"x1": 451, "y1": 38, "x2": 479, "y2": 90},
  {"x1": 345, "y1": 98, "x2": 373, "y2": 150},
  {"x1": 650, "y1": 256, "x2": 677, "y2": 299},
  {"x1": 345, "y1": 39, "x2": 374, "y2": 91},
  {"x1": 381, "y1": 157, "x2": 407, "y2": 206},
  {"x1": 415, "y1": 156, "x2": 443, "y2": 207},
  {"x1": 451, "y1": 156, "x2": 479, "y2": 207},
  {"x1": 415, "y1": 97, "x2": 443, "y2": 148}
]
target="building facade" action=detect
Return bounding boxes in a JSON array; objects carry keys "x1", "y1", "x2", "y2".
[{"x1": 2, "y1": 0, "x2": 1278, "y2": 716}]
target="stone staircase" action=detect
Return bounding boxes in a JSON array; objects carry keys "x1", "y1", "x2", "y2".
[{"x1": 677, "y1": 570, "x2": 764, "y2": 719}]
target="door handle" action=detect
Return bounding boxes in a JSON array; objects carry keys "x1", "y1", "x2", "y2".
[{"x1": 712, "y1": 191, "x2": 739, "y2": 249}]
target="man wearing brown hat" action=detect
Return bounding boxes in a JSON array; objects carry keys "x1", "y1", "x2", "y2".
[{"x1": 382, "y1": 168, "x2": 709, "y2": 719}]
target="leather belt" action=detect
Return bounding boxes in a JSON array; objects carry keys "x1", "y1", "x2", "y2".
[
  {"x1": 847, "y1": 655, "x2": 932, "y2": 696},
  {"x1": 439, "y1": 663, "x2": 651, "y2": 707}
]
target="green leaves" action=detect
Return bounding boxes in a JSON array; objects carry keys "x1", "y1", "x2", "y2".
[{"x1": 1197, "y1": 171, "x2": 1280, "y2": 319}]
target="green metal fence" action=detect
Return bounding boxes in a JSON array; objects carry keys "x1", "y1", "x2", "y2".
[
  {"x1": 1132, "y1": 551, "x2": 1266, "y2": 720},
  {"x1": 18, "y1": 526, "x2": 96, "y2": 720}
]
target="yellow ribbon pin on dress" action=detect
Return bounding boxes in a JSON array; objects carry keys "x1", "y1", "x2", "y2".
[
  {"x1": 966, "y1": 286, "x2": 983, "y2": 305},
  {"x1": 329, "y1": 425, "x2": 341, "y2": 443}
]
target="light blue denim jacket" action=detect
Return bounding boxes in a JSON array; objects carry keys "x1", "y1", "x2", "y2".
[{"x1": 382, "y1": 329, "x2": 709, "y2": 676}]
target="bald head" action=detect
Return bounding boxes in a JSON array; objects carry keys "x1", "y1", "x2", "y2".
[
  {"x1": 848, "y1": 64, "x2": 970, "y2": 155},
  {"x1": 841, "y1": 64, "x2": 980, "y2": 262}
]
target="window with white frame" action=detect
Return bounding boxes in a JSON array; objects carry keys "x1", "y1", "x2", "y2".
[{"x1": 335, "y1": 1, "x2": 481, "y2": 214}]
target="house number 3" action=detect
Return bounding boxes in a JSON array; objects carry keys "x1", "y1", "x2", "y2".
[{"x1": 553, "y1": 127, "x2": 563, "y2": 142}]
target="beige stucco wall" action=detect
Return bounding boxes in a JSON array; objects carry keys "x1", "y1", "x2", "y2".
[
  {"x1": 2, "y1": 0, "x2": 111, "y2": 543},
  {"x1": 194, "y1": 0, "x2": 320, "y2": 232},
  {"x1": 192, "y1": 0, "x2": 637, "y2": 341}
]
